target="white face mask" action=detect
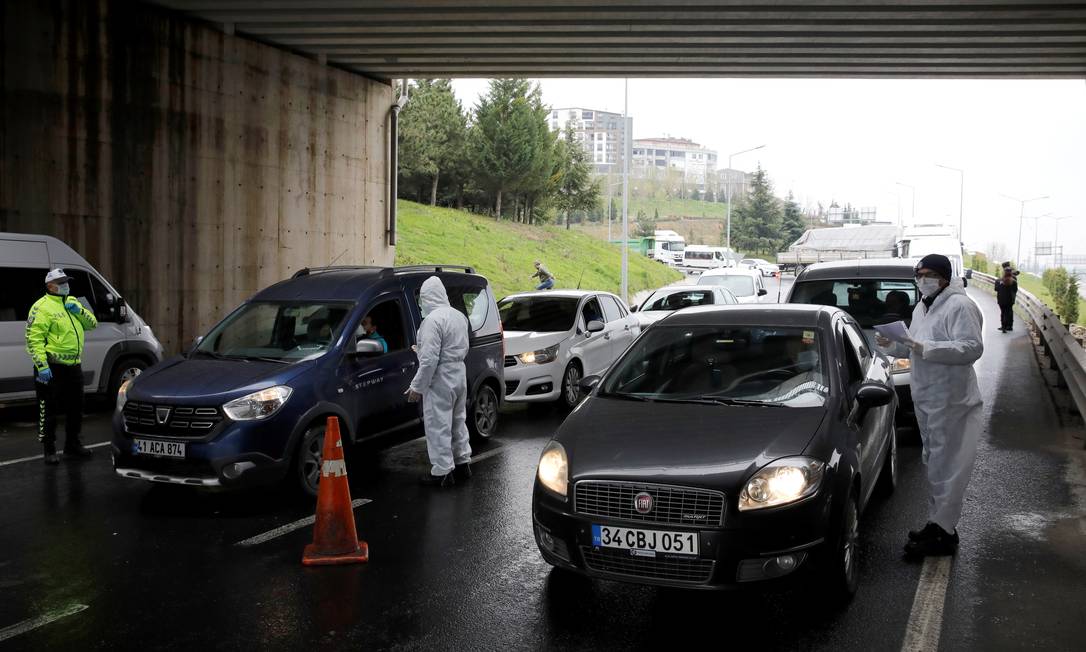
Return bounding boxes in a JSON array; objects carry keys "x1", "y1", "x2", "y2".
[
  {"x1": 55, "y1": 283, "x2": 70, "y2": 296},
  {"x1": 917, "y1": 278, "x2": 942, "y2": 297}
]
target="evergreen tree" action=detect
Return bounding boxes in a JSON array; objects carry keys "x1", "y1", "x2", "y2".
[
  {"x1": 779, "y1": 191, "x2": 807, "y2": 250},
  {"x1": 552, "y1": 128, "x2": 601, "y2": 230},
  {"x1": 731, "y1": 165, "x2": 782, "y2": 254},
  {"x1": 635, "y1": 209, "x2": 655, "y2": 238},
  {"x1": 398, "y1": 79, "x2": 468, "y2": 206},
  {"x1": 471, "y1": 79, "x2": 553, "y2": 219}
]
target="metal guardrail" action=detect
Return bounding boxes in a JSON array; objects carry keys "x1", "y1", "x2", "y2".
[{"x1": 973, "y1": 271, "x2": 1086, "y2": 438}]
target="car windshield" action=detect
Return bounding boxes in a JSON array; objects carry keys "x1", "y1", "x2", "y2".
[
  {"x1": 499, "y1": 296, "x2": 579, "y2": 332},
  {"x1": 642, "y1": 290, "x2": 716, "y2": 312},
  {"x1": 791, "y1": 279, "x2": 919, "y2": 327},
  {"x1": 697, "y1": 274, "x2": 755, "y2": 296},
  {"x1": 663, "y1": 241, "x2": 684, "y2": 251},
  {"x1": 195, "y1": 301, "x2": 352, "y2": 362},
  {"x1": 600, "y1": 325, "x2": 828, "y2": 407}
]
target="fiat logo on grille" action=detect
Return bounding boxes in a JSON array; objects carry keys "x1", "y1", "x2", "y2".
[{"x1": 633, "y1": 492, "x2": 653, "y2": 514}]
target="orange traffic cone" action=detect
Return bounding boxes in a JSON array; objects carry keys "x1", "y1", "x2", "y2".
[{"x1": 302, "y1": 416, "x2": 369, "y2": 566}]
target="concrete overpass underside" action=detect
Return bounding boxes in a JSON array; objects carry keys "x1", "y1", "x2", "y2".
[{"x1": 153, "y1": 0, "x2": 1086, "y2": 79}]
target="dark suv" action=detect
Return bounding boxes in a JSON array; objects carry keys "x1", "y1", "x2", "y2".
[{"x1": 112, "y1": 265, "x2": 503, "y2": 495}]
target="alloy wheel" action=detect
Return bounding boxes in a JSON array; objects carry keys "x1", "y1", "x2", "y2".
[
  {"x1": 563, "y1": 365, "x2": 582, "y2": 407},
  {"x1": 474, "y1": 386, "x2": 498, "y2": 437}
]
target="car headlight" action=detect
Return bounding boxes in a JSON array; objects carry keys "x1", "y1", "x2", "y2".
[
  {"x1": 222, "y1": 385, "x2": 293, "y2": 421},
  {"x1": 537, "y1": 441, "x2": 569, "y2": 499},
  {"x1": 738, "y1": 457, "x2": 825, "y2": 511},
  {"x1": 518, "y1": 344, "x2": 560, "y2": 365},
  {"x1": 891, "y1": 357, "x2": 911, "y2": 374},
  {"x1": 116, "y1": 379, "x2": 132, "y2": 412}
]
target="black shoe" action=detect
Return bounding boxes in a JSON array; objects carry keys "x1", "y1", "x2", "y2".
[
  {"x1": 908, "y1": 522, "x2": 940, "y2": 541},
  {"x1": 453, "y1": 463, "x2": 472, "y2": 482},
  {"x1": 998, "y1": 328, "x2": 1006, "y2": 333},
  {"x1": 904, "y1": 524, "x2": 958, "y2": 557},
  {"x1": 43, "y1": 452, "x2": 61, "y2": 466},
  {"x1": 419, "y1": 472, "x2": 455, "y2": 488},
  {"x1": 64, "y1": 443, "x2": 94, "y2": 459}
]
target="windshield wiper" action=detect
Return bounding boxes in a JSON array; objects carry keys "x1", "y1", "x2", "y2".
[
  {"x1": 236, "y1": 355, "x2": 290, "y2": 364},
  {"x1": 193, "y1": 350, "x2": 227, "y2": 360},
  {"x1": 685, "y1": 396, "x2": 786, "y2": 407},
  {"x1": 598, "y1": 392, "x2": 654, "y2": 402}
]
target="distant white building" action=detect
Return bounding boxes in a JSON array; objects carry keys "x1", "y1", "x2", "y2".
[
  {"x1": 717, "y1": 167, "x2": 753, "y2": 200},
  {"x1": 631, "y1": 137, "x2": 718, "y2": 188},
  {"x1": 549, "y1": 107, "x2": 629, "y2": 174}
]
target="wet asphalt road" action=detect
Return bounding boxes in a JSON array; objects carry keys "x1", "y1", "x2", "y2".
[{"x1": 1, "y1": 285, "x2": 1084, "y2": 651}]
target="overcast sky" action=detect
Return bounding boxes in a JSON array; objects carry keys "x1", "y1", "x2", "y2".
[{"x1": 451, "y1": 78, "x2": 1085, "y2": 263}]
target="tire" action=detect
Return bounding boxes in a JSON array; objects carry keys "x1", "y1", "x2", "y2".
[
  {"x1": 560, "y1": 362, "x2": 583, "y2": 411},
  {"x1": 820, "y1": 492, "x2": 860, "y2": 603},
  {"x1": 293, "y1": 422, "x2": 326, "y2": 498},
  {"x1": 468, "y1": 382, "x2": 500, "y2": 443},
  {"x1": 108, "y1": 357, "x2": 148, "y2": 399},
  {"x1": 876, "y1": 424, "x2": 898, "y2": 498}
]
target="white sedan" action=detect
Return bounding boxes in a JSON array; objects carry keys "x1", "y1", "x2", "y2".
[
  {"x1": 499, "y1": 290, "x2": 639, "y2": 410},
  {"x1": 631, "y1": 286, "x2": 739, "y2": 326},
  {"x1": 740, "y1": 258, "x2": 781, "y2": 277}
]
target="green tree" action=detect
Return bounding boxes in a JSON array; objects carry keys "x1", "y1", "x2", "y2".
[
  {"x1": 552, "y1": 128, "x2": 601, "y2": 229},
  {"x1": 635, "y1": 209, "x2": 655, "y2": 238},
  {"x1": 1060, "y1": 274, "x2": 1080, "y2": 325},
  {"x1": 779, "y1": 191, "x2": 806, "y2": 250},
  {"x1": 471, "y1": 79, "x2": 553, "y2": 219},
  {"x1": 732, "y1": 165, "x2": 782, "y2": 254},
  {"x1": 398, "y1": 79, "x2": 468, "y2": 206}
]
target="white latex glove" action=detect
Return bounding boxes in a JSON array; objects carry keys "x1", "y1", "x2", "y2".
[
  {"x1": 908, "y1": 338, "x2": 924, "y2": 355},
  {"x1": 875, "y1": 334, "x2": 891, "y2": 348}
]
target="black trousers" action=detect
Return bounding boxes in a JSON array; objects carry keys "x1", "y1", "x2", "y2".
[
  {"x1": 34, "y1": 363, "x2": 84, "y2": 451},
  {"x1": 999, "y1": 304, "x2": 1014, "y2": 331}
]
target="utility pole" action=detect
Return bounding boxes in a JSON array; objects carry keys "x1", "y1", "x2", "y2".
[
  {"x1": 621, "y1": 78, "x2": 629, "y2": 304},
  {"x1": 1000, "y1": 193, "x2": 1048, "y2": 267},
  {"x1": 935, "y1": 164, "x2": 964, "y2": 241}
]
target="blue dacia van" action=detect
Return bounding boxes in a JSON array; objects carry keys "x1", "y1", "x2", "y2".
[{"x1": 111, "y1": 265, "x2": 503, "y2": 496}]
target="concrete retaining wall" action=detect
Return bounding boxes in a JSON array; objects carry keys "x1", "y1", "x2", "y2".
[{"x1": 0, "y1": 0, "x2": 394, "y2": 353}]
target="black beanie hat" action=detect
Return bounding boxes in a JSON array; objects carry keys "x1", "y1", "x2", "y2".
[{"x1": 915, "y1": 254, "x2": 953, "y2": 281}]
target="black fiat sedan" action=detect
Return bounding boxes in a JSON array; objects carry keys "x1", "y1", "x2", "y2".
[{"x1": 532, "y1": 304, "x2": 897, "y2": 599}]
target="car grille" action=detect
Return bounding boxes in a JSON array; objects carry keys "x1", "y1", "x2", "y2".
[
  {"x1": 504, "y1": 355, "x2": 518, "y2": 368},
  {"x1": 575, "y1": 480, "x2": 726, "y2": 527},
  {"x1": 580, "y1": 547, "x2": 715, "y2": 584},
  {"x1": 122, "y1": 401, "x2": 224, "y2": 439}
]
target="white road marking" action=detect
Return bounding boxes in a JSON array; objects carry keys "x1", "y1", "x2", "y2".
[
  {"x1": 0, "y1": 441, "x2": 110, "y2": 468},
  {"x1": 901, "y1": 556, "x2": 953, "y2": 652},
  {"x1": 0, "y1": 603, "x2": 88, "y2": 643},
  {"x1": 234, "y1": 498, "x2": 372, "y2": 547},
  {"x1": 469, "y1": 446, "x2": 506, "y2": 464}
]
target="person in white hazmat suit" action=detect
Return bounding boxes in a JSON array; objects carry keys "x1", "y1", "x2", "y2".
[
  {"x1": 876, "y1": 253, "x2": 983, "y2": 557},
  {"x1": 406, "y1": 276, "x2": 473, "y2": 487}
]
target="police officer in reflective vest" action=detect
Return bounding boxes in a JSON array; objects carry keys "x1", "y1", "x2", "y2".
[{"x1": 26, "y1": 269, "x2": 98, "y2": 464}]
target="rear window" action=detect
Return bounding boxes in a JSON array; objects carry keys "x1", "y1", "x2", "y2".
[
  {"x1": 791, "y1": 279, "x2": 919, "y2": 327},
  {"x1": 697, "y1": 274, "x2": 755, "y2": 296},
  {"x1": 643, "y1": 290, "x2": 715, "y2": 311}
]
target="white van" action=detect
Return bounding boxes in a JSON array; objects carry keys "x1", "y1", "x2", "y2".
[
  {"x1": 682, "y1": 245, "x2": 734, "y2": 271},
  {"x1": 900, "y1": 236, "x2": 965, "y2": 283},
  {"x1": 0, "y1": 233, "x2": 164, "y2": 404}
]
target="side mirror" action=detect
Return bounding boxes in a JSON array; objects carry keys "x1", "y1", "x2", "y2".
[
  {"x1": 117, "y1": 303, "x2": 130, "y2": 323},
  {"x1": 586, "y1": 320, "x2": 605, "y2": 334},
  {"x1": 577, "y1": 375, "x2": 601, "y2": 394},
  {"x1": 629, "y1": 305, "x2": 638, "y2": 313},
  {"x1": 855, "y1": 382, "x2": 894, "y2": 408},
  {"x1": 965, "y1": 269, "x2": 973, "y2": 279},
  {"x1": 351, "y1": 338, "x2": 384, "y2": 357},
  {"x1": 758, "y1": 289, "x2": 768, "y2": 296},
  {"x1": 188, "y1": 335, "x2": 205, "y2": 354}
]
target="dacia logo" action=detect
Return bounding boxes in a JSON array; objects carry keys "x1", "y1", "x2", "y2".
[{"x1": 156, "y1": 407, "x2": 171, "y2": 425}]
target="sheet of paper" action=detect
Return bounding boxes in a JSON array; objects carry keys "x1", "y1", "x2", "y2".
[{"x1": 874, "y1": 320, "x2": 911, "y2": 344}]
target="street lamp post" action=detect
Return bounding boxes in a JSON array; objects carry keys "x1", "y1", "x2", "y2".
[
  {"x1": 935, "y1": 163, "x2": 964, "y2": 240},
  {"x1": 725, "y1": 144, "x2": 766, "y2": 251},
  {"x1": 1050, "y1": 215, "x2": 1074, "y2": 268},
  {"x1": 1000, "y1": 193, "x2": 1048, "y2": 267},
  {"x1": 895, "y1": 182, "x2": 915, "y2": 225},
  {"x1": 621, "y1": 78, "x2": 629, "y2": 304}
]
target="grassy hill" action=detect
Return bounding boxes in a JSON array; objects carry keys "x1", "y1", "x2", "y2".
[{"x1": 395, "y1": 201, "x2": 683, "y2": 300}]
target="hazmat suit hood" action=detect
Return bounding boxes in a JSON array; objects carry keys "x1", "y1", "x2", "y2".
[{"x1": 419, "y1": 276, "x2": 451, "y2": 317}]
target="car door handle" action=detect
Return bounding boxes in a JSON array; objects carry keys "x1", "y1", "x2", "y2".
[
  {"x1": 401, "y1": 362, "x2": 417, "y2": 374},
  {"x1": 604, "y1": 333, "x2": 611, "y2": 340}
]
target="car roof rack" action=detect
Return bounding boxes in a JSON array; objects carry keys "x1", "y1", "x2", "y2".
[
  {"x1": 392, "y1": 265, "x2": 476, "y2": 275},
  {"x1": 291, "y1": 265, "x2": 385, "y2": 279}
]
